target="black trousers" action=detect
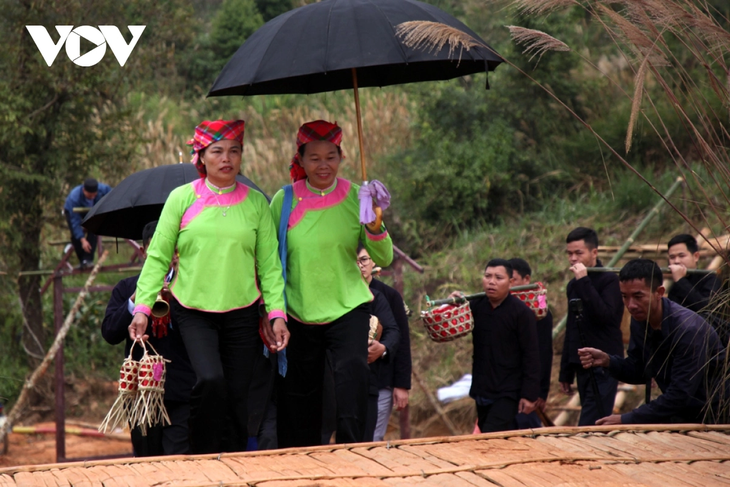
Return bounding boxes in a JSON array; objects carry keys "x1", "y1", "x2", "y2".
[
  {"x1": 278, "y1": 305, "x2": 370, "y2": 447},
  {"x1": 575, "y1": 365, "x2": 617, "y2": 426},
  {"x1": 476, "y1": 397, "x2": 518, "y2": 433},
  {"x1": 173, "y1": 299, "x2": 260, "y2": 454},
  {"x1": 64, "y1": 209, "x2": 96, "y2": 264},
  {"x1": 130, "y1": 399, "x2": 190, "y2": 456}
]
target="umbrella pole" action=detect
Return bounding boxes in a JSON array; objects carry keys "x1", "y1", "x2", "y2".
[{"x1": 351, "y1": 68, "x2": 367, "y2": 181}]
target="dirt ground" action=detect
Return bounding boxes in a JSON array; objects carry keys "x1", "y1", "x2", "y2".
[{"x1": 0, "y1": 422, "x2": 132, "y2": 468}]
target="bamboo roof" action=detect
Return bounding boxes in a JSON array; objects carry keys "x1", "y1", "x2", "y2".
[{"x1": 2, "y1": 424, "x2": 730, "y2": 486}]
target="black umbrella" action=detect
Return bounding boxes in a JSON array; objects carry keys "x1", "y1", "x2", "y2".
[
  {"x1": 82, "y1": 164, "x2": 268, "y2": 240},
  {"x1": 208, "y1": 0, "x2": 503, "y2": 180}
]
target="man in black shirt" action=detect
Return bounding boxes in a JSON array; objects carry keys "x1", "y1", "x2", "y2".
[
  {"x1": 454, "y1": 259, "x2": 540, "y2": 432},
  {"x1": 509, "y1": 258, "x2": 553, "y2": 428},
  {"x1": 666, "y1": 234, "x2": 725, "y2": 341},
  {"x1": 578, "y1": 259, "x2": 728, "y2": 424},
  {"x1": 559, "y1": 227, "x2": 624, "y2": 426}
]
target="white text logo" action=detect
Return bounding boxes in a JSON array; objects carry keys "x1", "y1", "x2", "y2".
[{"x1": 26, "y1": 25, "x2": 146, "y2": 67}]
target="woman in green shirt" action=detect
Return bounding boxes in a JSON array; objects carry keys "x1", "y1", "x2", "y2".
[
  {"x1": 271, "y1": 120, "x2": 393, "y2": 447},
  {"x1": 129, "y1": 120, "x2": 288, "y2": 453}
]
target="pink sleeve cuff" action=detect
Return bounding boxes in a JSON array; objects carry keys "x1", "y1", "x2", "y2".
[
  {"x1": 133, "y1": 305, "x2": 152, "y2": 317},
  {"x1": 365, "y1": 227, "x2": 389, "y2": 242},
  {"x1": 268, "y1": 310, "x2": 287, "y2": 322}
]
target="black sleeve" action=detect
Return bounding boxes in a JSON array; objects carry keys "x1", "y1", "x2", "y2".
[
  {"x1": 518, "y1": 306, "x2": 541, "y2": 402},
  {"x1": 372, "y1": 291, "x2": 400, "y2": 362},
  {"x1": 607, "y1": 323, "x2": 646, "y2": 384},
  {"x1": 670, "y1": 275, "x2": 721, "y2": 313},
  {"x1": 101, "y1": 280, "x2": 134, "y2": 346},
  {"x1": 390, "y1": 293, "x2": 412, "y2": 390},
  {"x1": 572, "y1": 274, "x2": 624, "y2": 330},
  {"x1": 537, "y1": 312, "x2": 553, "y2": 400}
]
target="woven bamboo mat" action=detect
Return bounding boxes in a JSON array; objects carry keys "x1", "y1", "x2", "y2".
[{"x1": 2, "y1": 424, "x2": 730, "y2": 486}]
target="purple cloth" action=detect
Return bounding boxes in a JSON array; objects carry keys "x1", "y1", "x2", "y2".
[{"x1": 358, "y1": 180, "x2": 391, "y2": 224}]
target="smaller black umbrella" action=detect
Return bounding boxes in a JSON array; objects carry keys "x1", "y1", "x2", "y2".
[{"x1": 82, "y1": 164, "x2": 267, "y2": 240}]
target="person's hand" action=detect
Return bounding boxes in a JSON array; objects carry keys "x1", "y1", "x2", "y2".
[
  {"x1": 160, "y1": 284, "x2": 172, "y2": 302},
  {"x1": 578, "y1": 347, "x2": 610, "y2": 368},
  {"x1": 570, "y1": 262, "x2": 588, "y2": 280},
  {"x1": 365, "y1": 204, "x2": 383, "y2": 234},
  {"x1": 393, "y1": 387, "x2": 409, "y2": 411},
  {"x1": 596, "y1": 414, "x2": 622, "y2": 425},
  {"x1": 367, "y1": 340, "x2": 386, "y2": 364},
  {"x1": 560, "y1": 382, "x2": 573, "y2": 394},
  {"x1": 448, "y1": 291, "x2": 466, "y2": 302},
  {"x1": 518, "y1": 398, "x2": 536, "y2": 415},
  {"x1": 535, "y1": 397, "x2": 546, "y2": 412},
  {"x1": 263, "y1": 318, "x2": 289, "y2": 353},
  {"x1": 668, "y1": 263, "x2": 687, "y2": 282},
  {"x1": 80, "y1": 237, "x2": 92, "y2": 253},
  {"x1": 128, "y1": 313, "x2": 149, "y2": 341}
]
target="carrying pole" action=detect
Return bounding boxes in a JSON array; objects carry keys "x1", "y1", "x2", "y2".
[{"x1": 351, "y1": 68, "x2": 367, "y2": 181}]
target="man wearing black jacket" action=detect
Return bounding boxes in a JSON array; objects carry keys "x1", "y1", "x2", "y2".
[
  {"x1": 579, "y1": 259, "x2": 728, "y2": 424},
  {"x1": 456, "y1": 259, "x2": 540, "y2": 433},
  {"x1": 357, "y1": 245, "x2": 411, "y2": 441},
  {"x1": 559, "y1": 227, "x2": 624, "y2": 426},
  {"x1": 509, "y1": 258, "x2": 553, "y2": 428},
  {"x1": 666, "y1": 234, "x2": 726, "y2": 341},
  {"x1": 101, "y1": 221, "x2": 195, "y2": 455}
]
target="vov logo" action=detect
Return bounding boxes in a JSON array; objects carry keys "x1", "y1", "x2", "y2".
[{"x1": 26, "y1": 25, "x2": 146, "y2": 67}]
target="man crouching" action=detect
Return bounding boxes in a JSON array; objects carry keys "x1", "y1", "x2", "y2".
[
  {"x1": 453, "y1": 259, "x2": 540, "y2": 432},
  {"x1": 579, "y1": 258, "x2": 728, "y2": 424}
]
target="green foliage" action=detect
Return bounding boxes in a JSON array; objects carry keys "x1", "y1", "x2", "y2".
[
  {"x1": 180, "y1": 0, "x2": 264, "y2": 94},
  {"x1": 255, "y1": 0, "x2": 294, "y2": 21}
]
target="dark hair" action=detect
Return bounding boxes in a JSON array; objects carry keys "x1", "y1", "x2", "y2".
[
  {"x1": 566, "y1": 227, "x2": 599, "y2": 249},
  {"x1": 298, "y1": 143, "x2": 342, "y2": 158},
  {"x1": 142, "y1": 220, "x2": 158, "y2": 248},
  {"x1": 485, "y1": 258, "x2": 513, "y2": 276},
  {"x1": 357, "y1": 242, "x2": 366, "y2": 254},
  {"x1": 619, "y1": 258, "x2": 663, "y2": 291},
  {"x1": 83, "y1": 178, "x2": 98, "y2": 193},
  {"x1": 508, "y1": 258, "x2": 531, "y2": 278},
  {"x1": 667, "y1": 234, "x2": 699, "y2": 254}
]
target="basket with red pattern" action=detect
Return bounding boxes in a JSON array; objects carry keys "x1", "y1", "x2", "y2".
[
  {"x1": 512, "y1": 282, "x2": 549, "y2": 319},
  {"x1": 99, "y1": 341, "x2": 142, "y2": 434},
  {"x1": 133, "y1": 341, "x2": 171, "y2": 435},
  {"x1": 421, "y1": 301, "x2": 474, "y2": 343}
]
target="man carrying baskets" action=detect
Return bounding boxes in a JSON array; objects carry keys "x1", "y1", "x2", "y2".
[{"x1": 451, "y1": 259, "x2": 541, "y2": 433}]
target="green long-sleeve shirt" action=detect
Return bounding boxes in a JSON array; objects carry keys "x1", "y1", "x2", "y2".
[
  {"x1": 134, "y1": 178, "x2": 286, "y2": 321},
  {"x1": 270, "y1": 178, "x2": 393, "y2": 324}
]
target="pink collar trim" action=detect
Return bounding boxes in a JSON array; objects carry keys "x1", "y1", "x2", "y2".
[
  {"x1": 288, "y1": 178, "x2": 351, "y2": 229},
  {"x1": 180, "y1": 179, "x2": 250, "y2": 230}
]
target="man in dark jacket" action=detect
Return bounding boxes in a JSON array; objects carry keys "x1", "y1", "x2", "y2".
[
  {"x1": 63, "y1": 178, "x2": 112, "y2": 267},
  {"x1": 357, "y1": 245, "x2": 411, "y2": 441},
  {"x1": 101, "y1": 221, "x2": 195, "y2": 455},
  {"x1": 578, "y1": 259, "x2": 728, "y2": 424},
  {"x1": 559, "y1": 227, "x2": 624, "y2": 426},
  {"x1": 666, "y1": 234, "x2": 726, "y2": 341},
  {"x1": 509, "y1": 258, "x2": 553, "y2": 428},
  {"x1": 455, "y1": 259, "x2": 540, "y2": 433}
]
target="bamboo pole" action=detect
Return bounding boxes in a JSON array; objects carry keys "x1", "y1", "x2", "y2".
[
  {"x1": 552, "y1": 176, "x2": 685, "y2": 340},
  {"x1": 351, "y1": 68, "x2": 367, "y2": 181},
  {"x1": 425, "y1": 283, "x2": 539, "y2": 308},
  {"x1": 0, "y1": 251, "x2": 109, "y2": 446},
  {"x1": 586, "y1": 266, "x2": 714, "y2": 275}
]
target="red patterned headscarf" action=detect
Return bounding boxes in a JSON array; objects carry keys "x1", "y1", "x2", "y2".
[
  {"x1": 187, "y1": 120, "x2": 245, "y2": 177},
  {"x1": 290, "y1": 120, "x2": 343, "y2": 183}
]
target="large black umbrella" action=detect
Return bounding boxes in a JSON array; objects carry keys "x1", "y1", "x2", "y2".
[
  {"x1": 82, "y1": 164, "x2": 267, "y2": 240},
  {"x1": 208, "y1": 0, "x2": 502, "y2": 180}
]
